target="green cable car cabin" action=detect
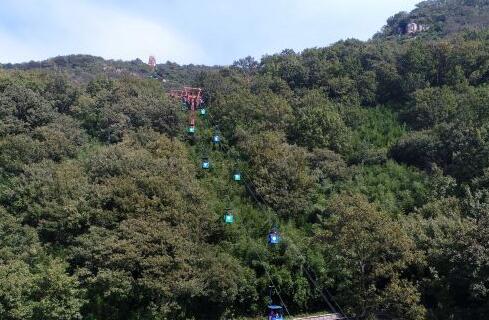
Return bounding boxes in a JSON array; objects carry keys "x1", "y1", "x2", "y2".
[
  {"x1": 224, "y1": 209, "x2": 234, "y2": 224},
  {"x1": 187, "y1": 125, "x2": 196, "y2": 134},
  {"x1": 232, "y1": 170, "x2": 241, "y2": 181}
]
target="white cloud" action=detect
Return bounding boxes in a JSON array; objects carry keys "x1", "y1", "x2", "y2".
[{"x1": 0, "y1": 0, "x2": 205, "y2": 64}]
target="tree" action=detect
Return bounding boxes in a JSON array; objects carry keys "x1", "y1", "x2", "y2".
[
  {"x1": 407, "y1": 86, "x2": 458, "y2": 129},
  {"x1": 0, "y1": 208, "x2": 85, "y2": 320},
  {"x1": 71, "y1": 217, "x2": 253, "y2": 319},
  {"x1": 315, "y1": 194, "x2": 425, "y2": 319},
  {"x1": 232, "y1": 56, "x2": 259, "y2": 75},
  {"x1": 32, "y1": 259, "x2": 86, "y2": 320},
  {"x1": 5, "y1": 160, "x2": 91, "y2": 244},
  {"x1": 292, "y1": 90, "x2": 351, "y2": 153},
  {"x1": 76, "y1": 77, "x2": 183, "y2": 143},
  {"x1": 0, "y1": 83, "x2": 55, "y2": 135},
  {"x1": 239, "y1": 131, "x2": 315, "y2": 218}
]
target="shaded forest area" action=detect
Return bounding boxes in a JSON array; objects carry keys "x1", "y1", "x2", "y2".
[{"x1": 3, "y1": 0, "x2": 489, "y2": 319}]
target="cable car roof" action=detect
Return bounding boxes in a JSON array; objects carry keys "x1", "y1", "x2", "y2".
[{"x1": 268, "y1": 305, "x2": 283, "y2": 310}]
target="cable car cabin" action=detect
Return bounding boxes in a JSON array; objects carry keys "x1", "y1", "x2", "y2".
[
  {"x1": 187, "y1": 125, "x2": 196, "y2": 134},
  {"x1": 181, "y1": 98, "x2": 190, "y2": 110},
  {"x1": 268, "y1": 230, "x2": 281, "y2": 245},
  {"x1": 224, "y1": 209, "x2": 234, "y2": 224},
  {"x1": 201, "y1": 158, "x2": 210, "y2": 170},
  {"x1": 198, "y1": 98, "x2": 205, "y2": 108},
  {"x1": 268, "y1": 305, "x2": 284, "y2": 320},
  {"x1": 212, "y1": 134, "x2": 221, "y2": 144},
  {"x1": 232, "y1": 170, "x2": 241, "y2": 181},
  {"x1": 199, "y1": 108, "x2": 207, "y2": 116}
]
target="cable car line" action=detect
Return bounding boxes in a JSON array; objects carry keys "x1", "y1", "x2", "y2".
[
  {"x1": 204, "y1": 102, "x2": 350, "y2": 319},
  {"x1": 202, "y1": 101, "x2": 342, "y2": 310},
  {"x1": 236, "y1": 165, "x2": 347, "y2": 318},
  {"x1": 225, "y1": 162, "x2": 290, "y2": 314},
  {"x1": 202, "y1": 103, "x2": 347, "y2": 318},
  {"x1": 199, "y1": 101, "x2": 291, "y2": 318},
  {"x1": 202, "y1": 110, "x2": 345, "y2": 317},
  {"x1": 239, "y1": 166, "x2": 346, "y2": 318},
  {"x1": 231, "y1": 164, "x2": 347, "y2": 318},
  {"x1": 226, "y1": 160, "x2": 347, "y2": 317},
  {"x1": 174, "y1": 87, "x2": 348, "y2": 320},
  {"x1": 257, "y1": 244, "x2": 291, "y2": 317}
]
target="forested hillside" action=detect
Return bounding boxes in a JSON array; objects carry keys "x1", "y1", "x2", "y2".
[
  {"x1": 2, "y1": 1, "x2": 489, "y2": 319},
  {"x1": 0, "y1": 54, "x2": 218, "y2": 86}
]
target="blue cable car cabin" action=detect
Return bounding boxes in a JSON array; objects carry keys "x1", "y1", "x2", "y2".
[
  {"x1": 268, "y1": 305, "x2": 284, "y2": 320},
  {"x1": 187, "y1": 125, "x2": 196, "y2": 134},
  {"x1": 181, "y1": 98, "x2": 191, "y2": 111},
  {"x1": 268, "y1": 230, "x2": 281, "y2": 245},
  {"x1": 199, "y1": 108, "x2": 207, "y2": 116},
  {"x1": 224, "y1": 209, "x2": 234, "y2": 224},
  {"x1": 232, "y1": 170, "x2": 241, "y2": 181},
  {"x1": 201, "y1": 158, "x2": 210, "y2": 169},
  {"x1": 212, "y1": 134, "x2": 221, "y2": 144}
]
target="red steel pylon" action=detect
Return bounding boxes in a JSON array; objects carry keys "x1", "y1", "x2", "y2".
[
  {"x1": 168, "y1": 87, "x2": 203, "y2": 133},
  {"x1": 148, "y1": 55, "x2": 157, "y2": 70},
  {"x1": 183, "y1": 87, "x2": 203, "y2": 132}
]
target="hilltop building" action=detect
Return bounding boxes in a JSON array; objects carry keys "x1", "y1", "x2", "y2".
[{"x1": 404, "y1": 22, "x2": 429, "y2": 35}]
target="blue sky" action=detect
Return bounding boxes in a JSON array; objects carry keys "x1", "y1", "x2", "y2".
[{"x1": 0, "y1": 0, "x2": 420, "y2": 65}]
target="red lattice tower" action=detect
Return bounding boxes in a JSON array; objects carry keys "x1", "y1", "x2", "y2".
[
  {"x1": 183, "y1": 87, "x2": 203, "y2": 131},
  {"x1": 148, "y1": 55, "x2": 157, "y2": 70},
  {"x1": 168, "y1": 86, "x2": 203, "y2": 133}
]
